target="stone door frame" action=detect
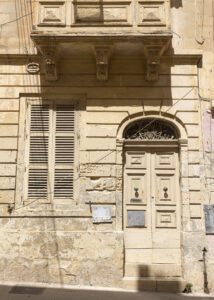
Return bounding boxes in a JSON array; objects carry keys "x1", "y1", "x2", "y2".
[{"x1": 115, "y1": 115, "x2": 188, "y2": 277}]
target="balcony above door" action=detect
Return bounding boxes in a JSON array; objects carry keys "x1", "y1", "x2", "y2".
[{"x1": 31, "y1": 0, "x2": 172, "y2": 81}]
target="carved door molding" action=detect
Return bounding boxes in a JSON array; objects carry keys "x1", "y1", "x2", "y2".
[{"x1": 122, "y1": 141, "x2": 182, "y2": 278}]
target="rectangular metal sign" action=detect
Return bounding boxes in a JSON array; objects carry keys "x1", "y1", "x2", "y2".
[
  {"x1": 127, "y1": 210, "x2": 145, "y2": 227},
  {"x1": 204, "y1": 205, "x2": 214, "y2": 234},
  {"x1": 92, "y1": 205, "x2": 112, "y2": 223}
]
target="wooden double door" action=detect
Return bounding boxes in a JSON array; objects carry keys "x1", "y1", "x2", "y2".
[{"x1": 123, "y1": 146, "x2": 182, "y2": 278}]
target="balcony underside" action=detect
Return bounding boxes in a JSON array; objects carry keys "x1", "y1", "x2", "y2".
[{"x1": 31, "y1": 33, "x2": 172, "y2": 82}]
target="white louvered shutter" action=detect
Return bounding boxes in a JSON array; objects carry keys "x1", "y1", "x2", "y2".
[
  {"x1": 54, "y1": 104, "x2": 75, "y2": 199},
  {"x1": 28, "y1": 104, "x2": 50, "y2": 199}
]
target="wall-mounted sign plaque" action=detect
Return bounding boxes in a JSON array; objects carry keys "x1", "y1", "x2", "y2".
[
  {"x1": 92, "y1": 205, "x2": 112, "y2": 223},
  {"x1": 204, "y1": 205, "x2": 214, "y2": 234},
  {"x1": 131, "y1": 198, "x2": 142, "y2": 203},
  {"x1": 127, "y1": 210, "x2": 145, "y2": 227}
]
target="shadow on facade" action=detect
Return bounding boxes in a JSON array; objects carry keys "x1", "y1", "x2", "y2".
[
  {"x1": 171, "y1": 0, "x2": 183, "y2": 9},
  {"x1": 73, "y1": 0, "x2": 104, "y2": 24},
  {"x1": 136, "y1": 265, "x2": 185, "y2": 293}
]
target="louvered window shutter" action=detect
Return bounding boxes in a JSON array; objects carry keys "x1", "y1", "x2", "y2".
[
  {"x1": 28, "y1": 104, "x2": 50, "y2": 199},
  {"x1": 54, "y1": 104, "x2": 75, "y2": 199}
]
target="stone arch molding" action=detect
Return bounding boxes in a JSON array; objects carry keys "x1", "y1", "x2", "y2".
[{"x1": 117, "y1": 112, "x2": 188, "y2": 141}]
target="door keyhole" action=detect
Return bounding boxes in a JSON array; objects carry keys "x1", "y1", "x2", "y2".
[{"x1": 163, "y1": 187, "x2": 168, "y2": 198}]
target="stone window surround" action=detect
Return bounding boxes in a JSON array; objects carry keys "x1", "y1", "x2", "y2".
[{"x1": 15, "y1": 94, "x2": 86, "y2": 215}]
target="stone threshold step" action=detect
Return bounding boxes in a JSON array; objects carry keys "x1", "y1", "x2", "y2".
[{"x1": 123, "y1": 277, "x2": 186, "y2": 293}]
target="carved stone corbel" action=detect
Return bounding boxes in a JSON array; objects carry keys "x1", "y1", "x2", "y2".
[
  {"x1": 94, "y1": 46, "x2": 111, "y2": 81},
  {"x1": 41, "y1": 46, "x2": 58, "y2": 81},
  {"x1": 143, "y1": 37, "x2": 171, "y2": 82},
  {"x1": 144, "y1": 46, "x2": 161, "y2": 81}
]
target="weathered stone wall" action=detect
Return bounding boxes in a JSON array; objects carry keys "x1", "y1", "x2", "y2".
[
  {"x1": 0, "y1": 56, "x2": 208, "y2": 291},
  {"x1": 0, "y1": 218, "x2": 123, "y2": 286},
  {"x1": 0, "y1": 0, "x2": 213, "y2": 294},
  {"x1": 0, "y1": 0, "x2": 35, "y2": 55}
]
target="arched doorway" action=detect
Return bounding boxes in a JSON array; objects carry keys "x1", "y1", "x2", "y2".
[{"x1": 123, "y1": 118, "x2": 182, "y2": 282}]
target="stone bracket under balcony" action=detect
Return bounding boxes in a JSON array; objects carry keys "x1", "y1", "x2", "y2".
[
  {"x1": 42, "y1": 46, "x2": 58, "y2": 81},
  {"x1": 94, "y1": 46, "x2": 112, "y2": 81},
  {"x1": 31, "y1": 34, "x2": 172, "y2": 82},
  {"x1": 142, "y1": 37, "x2": 171, "y2": 81},
  {"x1": 32, "y1": 39, "x2": 59, "y2": 81}
]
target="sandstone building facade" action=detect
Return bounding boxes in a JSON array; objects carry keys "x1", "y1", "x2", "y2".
[{"x1": 0, "y1": 0, "x2": 214, "y2": 294}]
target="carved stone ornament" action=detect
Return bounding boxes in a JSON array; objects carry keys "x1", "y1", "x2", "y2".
[
  {"x1": 143, "y1": 37, "x2": 171, "y2": 81},
  {"x1": 145, "y1": 47, "x2": 161, "y2": 81},
  {"x1": 124, "y1": 119, "x2": 178, "y2": 140},
  {"x1": 41, "y1": 46, "x2": 58, "y2": 81},
  {"x1": 94, "y1": 46, "x2": 111, "y2": 81},
  {"x1": 26, "y1": 62, "x2": 40, "y2": 74}
]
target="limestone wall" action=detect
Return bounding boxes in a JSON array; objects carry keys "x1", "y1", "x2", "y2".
[
  {"x1": 0, "y1": 0, "x2": 214, "y2": 294},
  {"x1": 0, "y1": 55, "x2": 211, "y2": 291},
  {"x1": 0, "y1": 0, "x2": 35, "y2": 55}
]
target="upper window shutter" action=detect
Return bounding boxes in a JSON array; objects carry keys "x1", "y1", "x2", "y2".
[
  {"x1": 28, "y1": 104, "x2": 50, "y2": 199},
  {"x1": 54, "y1": 104, "x2": 75, "y2": 199}
]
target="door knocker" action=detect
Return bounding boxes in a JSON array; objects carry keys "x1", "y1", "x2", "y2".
[
  {"x1": 163, "y1": 187, "x2": 168, "y2": 198},
  {"x1": 130, "y1": 187, "x2": 142, "y2": 203},
  {"x1": 134, "y1": 187, "x2": 139, "y2": 198}
]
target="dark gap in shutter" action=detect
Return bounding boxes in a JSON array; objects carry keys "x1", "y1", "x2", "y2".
[
  {"x1": 28, "y1": 169, "x2": 48, "y2": 199},
  {"x1": 56, "y1": 105, "x2": 75, "y2": 132},
  {"x1": 54, "y1": 169, "x2": 74, "y2": 198},
  {"x1": 30, "y1": 105, "x2": 49, "y2": 132},
  {"x1": 55, "y1": 136, "x2": 74, "y2": 164},
  {"x1": 29, "y1": 136, "x2": 49, "y2": 163}
]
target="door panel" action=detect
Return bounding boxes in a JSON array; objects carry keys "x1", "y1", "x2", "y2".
[
  {"x1": 152, "y1": 231, "x2": 180, "y2": 248},
  {"x1": 152, "y1": 249, "x2": 181, "y2": 264},
  {"x1": 125, "y1": 249, "x2": 152, "y2": 264},
  {"x1": 155, "y1": 173, "x2": 176, "y2": 204},
  {"x1": 124, "y1": 230, "x2": 152, "y2": 248},
  {"x1": 155, "y1": 152, "x2": 175, "y2": 168},
  {"x1": 124, "y1": 146, "x2": 181, "y2": 277},
  {"x1": 156, "y1": 209, "x2": 176, "y2": 228},
  {"x1": 126, "y1": 172, "x2": 147, "y2": 204},
  {"x1": 126, "y1": 151, "x2": 147, "y2": 169}
]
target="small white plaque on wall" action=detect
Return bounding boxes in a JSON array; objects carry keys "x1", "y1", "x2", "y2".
[{"x1": 92, "y1": 206, "x2": 112, "y2": 223}]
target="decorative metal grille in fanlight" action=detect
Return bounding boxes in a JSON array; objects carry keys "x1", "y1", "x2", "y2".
[{"x1": 124, "y1": 119, "x2": 178, "y2": 140}]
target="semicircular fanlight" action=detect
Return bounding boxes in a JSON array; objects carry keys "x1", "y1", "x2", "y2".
[{"x1": 124, "y1": 118, "x2": 178, "y2": 140}]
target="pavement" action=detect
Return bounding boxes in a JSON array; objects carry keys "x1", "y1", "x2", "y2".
[{"x1": 0, "y1": 284, "x2": 213, "y2": 300}]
